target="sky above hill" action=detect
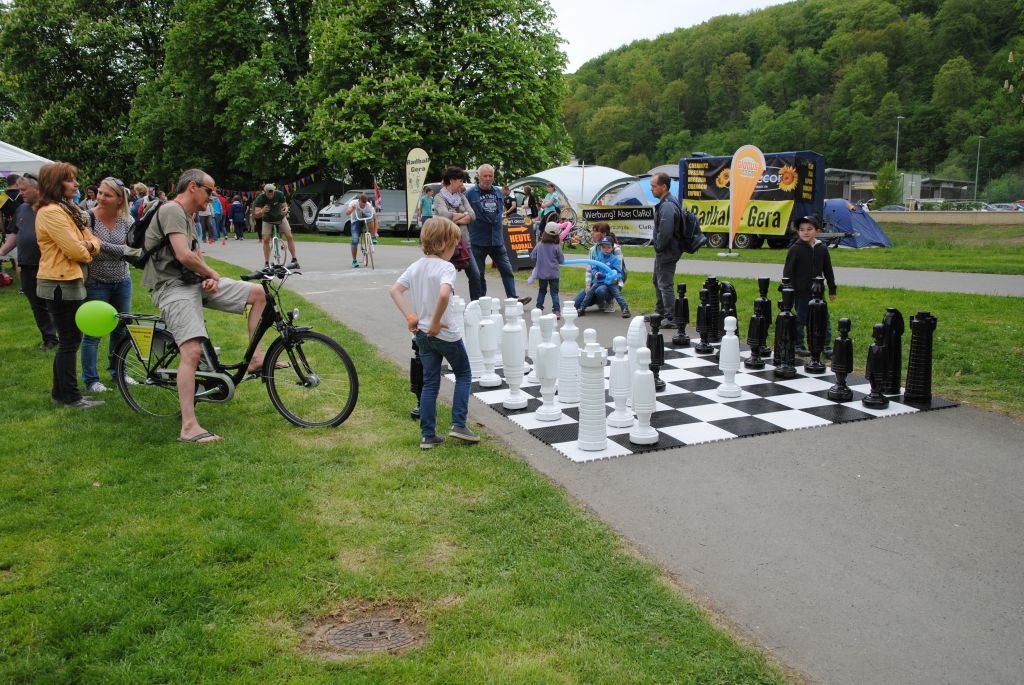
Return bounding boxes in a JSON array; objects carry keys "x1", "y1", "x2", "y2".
[{"x1": 549, "y1": 0, "x2": 791, "y2": 72}]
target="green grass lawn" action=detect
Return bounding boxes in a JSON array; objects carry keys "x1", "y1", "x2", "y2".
[
  {"x1": 520, "y1": 268, "x2": 1024, "y2": 420},
  {"x1": 0, "y1": 266, "x2": 790, "y2": 684},
  {"x1": 607, "y1": 222, "x2": 1024, "y2": 275}
]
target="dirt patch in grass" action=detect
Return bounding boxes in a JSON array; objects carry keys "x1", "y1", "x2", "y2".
[
  {"x1": 300, "y1": 598, "x2": 428, "y2": 661},
  {"x1": 420, "y1": 539, "x2": 460, "y2": 570},
  {"x1": 335, "y1": 547, "x2": 380, "y2": 574}
]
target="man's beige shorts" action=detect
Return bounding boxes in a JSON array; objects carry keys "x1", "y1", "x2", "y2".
[
  {"x1": 151, "y1": 278, "x2": 252, "y2": 345},
  {"x1": 261, "y1": 217, "x2": 292, "y2": 239}
]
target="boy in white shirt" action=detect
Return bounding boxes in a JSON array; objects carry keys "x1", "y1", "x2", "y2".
[{"x1": 389, "y1": 218, "x2": 480, "y2": 449}]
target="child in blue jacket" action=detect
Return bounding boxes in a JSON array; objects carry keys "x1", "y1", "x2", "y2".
[{"x1": 578, "y1": 236, "x2": 630, "y2": 318}]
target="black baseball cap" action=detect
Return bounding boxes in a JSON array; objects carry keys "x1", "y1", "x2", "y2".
[{"x1": 797, "y1": 214, "x2": 822, "y2": 230}]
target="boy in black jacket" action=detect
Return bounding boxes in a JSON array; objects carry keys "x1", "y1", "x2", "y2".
[{"x1": 783, "y1": 214, "x2": 837, "y2": 355}]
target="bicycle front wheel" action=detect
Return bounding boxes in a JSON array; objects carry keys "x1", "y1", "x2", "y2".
[
  {"x1": 270, "y1": 235, "x2": 287, "y2": 267},
  {"x1": 113, "y1": 329, "x2": 182, "y2": 418},
  {"x1": 265, "y1": 331, "x2": 359, "y2": 427}
]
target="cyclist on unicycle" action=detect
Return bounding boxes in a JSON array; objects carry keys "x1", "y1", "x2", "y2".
[
  {"x1": 143, "y1": 169, "x2": 272, "y2": 444},
  {"x1": 253, "y1": 183, "x2": 300, "y2": 270}
]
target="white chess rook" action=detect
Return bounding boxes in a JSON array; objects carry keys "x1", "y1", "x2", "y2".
[
  {"x1": 717, "y1": 315, "x2": 742, "y2": 398},
  {"x1": 463, "y1": 300, "x2": 483, "y2": 380},
  {"x1": 534, "y1": 314, "x2": 563, "y2": 421},
  {"x1": 577, "y1": 329, "x2": 609, "y2": 451},
  {"x1": 629, "y1": 347, "x2": 659, "y2": 445},
  {"x1": 526, "y1": 307, "x2": 542, "y2": 383},
  {"x1": 501, "y1": 304, "x2": 528, "y2": 409},
  {"x1": 557, "y1": 304, "x2": 581, "y2": 405},
  {"x1": 478, "y1": 317, "x2": 502, "y2": 388},
  {"x1": 607, "y1": 336, "x2": 635, "y2": 428}
]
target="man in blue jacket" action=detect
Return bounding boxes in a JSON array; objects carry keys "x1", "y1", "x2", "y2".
[
  {"x1": 650, "y1": 172, "x2": 682, "y2": 328},
  {"x1": 465, "y1": 164, "x2": 530, "y2": 305}
]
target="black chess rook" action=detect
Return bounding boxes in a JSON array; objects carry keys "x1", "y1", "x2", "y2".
[{"x1": 904, "y1": 311, "x2": 937, "y2": 404}]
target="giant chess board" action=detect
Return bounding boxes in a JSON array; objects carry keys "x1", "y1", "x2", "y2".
[{"x1": 452, "y1": 343, "x2": 957, "y2": 463}]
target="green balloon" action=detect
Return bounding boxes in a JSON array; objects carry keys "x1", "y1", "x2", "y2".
[{"x1": 76, "y1": 300, "x2": 118, "y2": 337}]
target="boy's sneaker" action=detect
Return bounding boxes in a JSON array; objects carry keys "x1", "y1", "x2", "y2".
[
  {"x1": 420, "y1": 435, "x2": 445, "y2": 449},
  {"x1": 660, "y1": 319, "x2": 678, "y2": 329},
  {"x1": 351, "y1": 260, "x2": 359, "y2": 268},
  {"x1": 577, "y1": 307, "x2": 586, "y2": 317},
  {"x1": 86, "y1": 381, "x2": 109, "y2": 393},
  {"x1": 449, "y1": 425, "x2": 480, "y2": 443},
  {"x1": 621, "y1": 308, "x2": 631, "y2": 318},
  {"x1": 602, "y1": 303, "x2": 616, "y2": 313}
]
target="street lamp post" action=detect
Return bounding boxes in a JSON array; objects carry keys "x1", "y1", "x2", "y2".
[
  {"x1": 973, "y1": 135, "x2": 984, "y2": 201},
  {"x1": 895, "y1": 115, "x2": 905, "y2": 203}
]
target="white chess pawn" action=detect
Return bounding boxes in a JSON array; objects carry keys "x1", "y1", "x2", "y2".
[
  {"x1": 451, "y1": 295, "x2": 466, "y2": 341},
  {"x1": 464, "y1": 300, "x2": 483, "y2": 380},
  {"x1": 478, "y1": 316, "x2": 502, "y2": 387},
  {"x1": 607, "y1": 336, "x2": 634, "y2": 428},
  {"x1": 626, "y1": 315, "x2": 646, "y2": 407},
  {"x1": 557, "y1": 305, "x2": 581, "y2": 405},
  {"x1": 534, "y1": 314, "x2": 562, "y2": 421},
  {"x1": 491, "y1": 298, "x2": 505, "y2": 367},
  {"x1": 717, "y1": 315, "x2": 742, "y2": 398},
  {"x1": 501, "y1": 305, "x2": 528, "y2": 409},
  {"x1": 526, "y1": 307, "x2": 542, "y2": 383},
  {"x1": 577, "y1": 329, "x2": 608, "y2": 451},
  {"x1": 629, "y1": 347, "x2": 659, "y2": 445}
]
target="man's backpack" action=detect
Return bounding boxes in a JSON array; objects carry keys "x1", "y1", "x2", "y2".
[
  {"x1": 675, "y1": 208, "x2": 707, "y2": 255},
  {"x1": 123, "y1": 200, "x2": 168, "y2": 268}
]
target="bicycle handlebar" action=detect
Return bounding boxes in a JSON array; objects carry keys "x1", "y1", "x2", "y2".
[{"x1": 240, "y1": 265, "x2": 299, "y2": 282}]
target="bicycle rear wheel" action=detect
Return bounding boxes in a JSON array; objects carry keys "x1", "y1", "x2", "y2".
[
  {"x1": 265, "y1": 331, "x2": 359, "y2": 427},
  {"x1": 113, "y1": 328, "x2": 182, "y2": 418}
]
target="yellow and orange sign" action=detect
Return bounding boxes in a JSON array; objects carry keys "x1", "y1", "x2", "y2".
[{"x1": 728, "y1": 145, "x2": 766, "y2": 250}]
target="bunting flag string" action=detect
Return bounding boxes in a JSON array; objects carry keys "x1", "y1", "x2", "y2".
[{"x1": 216, "y1": 170, "x2": 322, "y2": 199}]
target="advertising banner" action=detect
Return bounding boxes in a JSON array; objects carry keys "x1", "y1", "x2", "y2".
[
  {"x1": 405, "y1": 148, "x2": 430, "y2": 230},
  {"x1": 682, "y1": 152, "x2": 820, "y2": 236},
  {"x1": 502, "y1": 214, "x2": 536, "y2": 269},
  {"x1": 728, "y1": 145, "x2": 766, "y2": 249},
  {"x1": 578, "y1": 204, "x2": 655, "y2": 241}
]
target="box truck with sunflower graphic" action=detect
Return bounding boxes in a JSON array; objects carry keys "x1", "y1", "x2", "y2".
[{"x1": 680, "y1": 150, "x2": 825, "y2": 249}]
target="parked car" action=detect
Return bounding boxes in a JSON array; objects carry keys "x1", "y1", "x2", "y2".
[
  {"x1": 989, "y1": 203, "x2": 1023, "y2": 211},
  {"x1": 877, "y1": 205, "x2": 908, "y2": 211},
  {"x1": 316, "y1": 189, "x2": 413, "y2": 235}
]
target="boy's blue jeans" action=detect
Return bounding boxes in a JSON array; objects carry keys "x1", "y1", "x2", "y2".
[
  {"x1": 415, "y1": 332, "x2": 472, "y2": 439},
  {"x1": 579, "y1": 281, "x2": 628, "y2": 312},
  {"x1": 81, "y1": 278, "x2": 133, "y2": 386},
  {"x1": 794, "y1": 292, "x2": 832, "y2": 348},
  {"x1": 536, "y1": 278, "x2": 560, "y2": 313}
]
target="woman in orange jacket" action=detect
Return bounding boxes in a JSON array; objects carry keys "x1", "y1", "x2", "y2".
[{"x1": 34, "y1": 161, "x2": 102, "y2": 408}]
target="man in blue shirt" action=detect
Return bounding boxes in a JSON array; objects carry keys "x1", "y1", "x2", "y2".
[{"x1": 465, "y1": 164, "x2": 530, "y2": 305}]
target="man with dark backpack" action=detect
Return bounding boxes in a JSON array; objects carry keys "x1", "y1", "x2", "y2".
[{"x1": 650, "y1": 172, "x2": 682, "y2": 328}]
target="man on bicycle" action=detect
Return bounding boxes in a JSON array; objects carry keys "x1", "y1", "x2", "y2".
[
  {"x1": 253, "y1": 183, "x2": 300, "y2": 270},
  {"x1": 143, "y1": 169, "x2": 270, "y2": 444},
  {"x1": 345, "y1": 193, "x2": 375, "y2": 268}
]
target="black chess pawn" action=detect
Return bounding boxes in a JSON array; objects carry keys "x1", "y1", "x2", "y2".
[
  {"x1": 719, "y1": 281, "x2": 738, "y2": 338},
  {"x1": 646, "y1": 315, "x2": 667, "y2": 391},
  {"x1": 694, "y1": 288, "x2": 714, "y2": 355},
  {"x1": 862, "y1": 323, "x2": 890, "y2": 409},
  {"x1": 672, "y1": 283, "x2": 691, "y2": 347},
  {"x1": 773, "y1": 288, "x2": 797, "y2": 379},
  {"x1": 904, "y1": 311, "x2": 937, "y2": 404},
  {"x1": 410, "y1": 338, "x2": 424, "y2": 420},
  {"x1": 804, "y1": 296, "x2": 828, "y2": 374},
  {"x1": 827, "y1": 317, "x2": 854, "y2": 401},
  {"x1": 703, "y1": 277, "x2": 722, "y2": 343},
  {"x1": 880, "y1": 307, "x2": 905, "y2": 395},
  {"x1": 756, "y1": 276, "x2": 773, "y2": 358},
  {"x1": 777, "y1": 276, "x2": 791, "y2": 293}
]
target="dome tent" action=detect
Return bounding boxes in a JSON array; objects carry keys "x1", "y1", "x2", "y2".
[
  {"x1": 0, "y1": 140, "x2": 52, "y2": 176},
  {"x1": 824, "y1": 199, "x2": 893, "y2": 248}
]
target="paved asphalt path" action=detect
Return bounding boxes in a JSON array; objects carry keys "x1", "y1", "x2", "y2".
[{"x1": 209, "y1": 239, "x2": 1024, "y2": 685}]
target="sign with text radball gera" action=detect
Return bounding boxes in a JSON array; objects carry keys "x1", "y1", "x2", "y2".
[{"x1": 503, "y1": 213, "x2": 536, "y2": 269}]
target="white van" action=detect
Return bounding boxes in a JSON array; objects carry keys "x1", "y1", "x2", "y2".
[{"x1": 316, "y1": 189, "x2": 412, "y2": 235}]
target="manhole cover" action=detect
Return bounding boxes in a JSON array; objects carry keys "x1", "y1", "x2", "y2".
[{"x1": 323, "y1": 618, "x2": 415, "y2": 653}]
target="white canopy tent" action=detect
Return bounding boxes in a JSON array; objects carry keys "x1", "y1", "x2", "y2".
[
  {"x1": 508, "y1": 164, "x2": 637, "y2": 220},
  {"x1": 0, "y1": 140, "x2": 53, "y2": 177}
]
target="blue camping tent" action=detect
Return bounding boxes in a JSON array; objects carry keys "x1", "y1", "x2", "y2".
[
  {"x1": 823, "y1": 199, "x2": 893, "y2": 248},
  {"x1": 607, "y1": 177, "x2": 679, "y2": 206}
]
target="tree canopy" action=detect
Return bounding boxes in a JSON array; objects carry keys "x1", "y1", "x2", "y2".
[{"x1": 564, "y1": 0, "x2": 1024, "y2": 189}]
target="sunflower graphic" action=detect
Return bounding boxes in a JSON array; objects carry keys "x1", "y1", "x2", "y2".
[
  {"x1": 715, "y1": 169, "x2": 731, "y2": 188},
  {"x1": 778, "y1": 165, "x2": 798, "y2": 192}
]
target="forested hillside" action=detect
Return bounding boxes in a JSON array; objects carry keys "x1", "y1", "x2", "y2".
[{"x1": 564, "y1": 0, "x2": 1024, "y2": 193}]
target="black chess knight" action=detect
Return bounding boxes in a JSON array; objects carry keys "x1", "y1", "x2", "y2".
[{"x1": 827, "y1": 318, "x2": 854, "y2": 402}]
